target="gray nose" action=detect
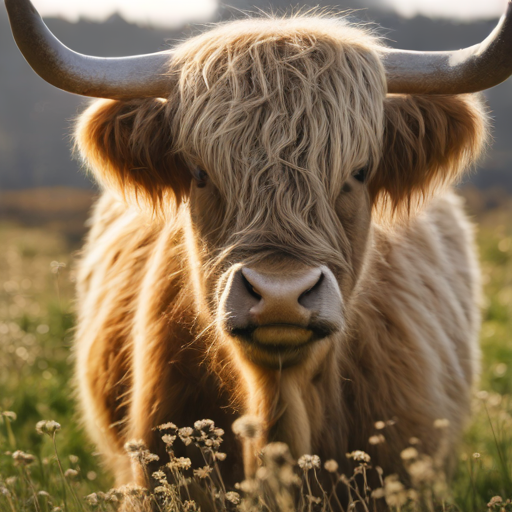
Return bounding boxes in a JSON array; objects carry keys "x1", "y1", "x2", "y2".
[{"x1": 221, "y1": 265, "x2": 343, "y2": 347}]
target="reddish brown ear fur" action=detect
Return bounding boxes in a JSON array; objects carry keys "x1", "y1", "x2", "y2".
[
  {"x1": 75, "y1": 99, "x2": 191, "y2": 208},
  {"x1": 369, "y1": 94, "x2": 488, "y2": 217}
]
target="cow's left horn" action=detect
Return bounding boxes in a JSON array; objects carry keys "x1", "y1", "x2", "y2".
[
  {"x1": 4, "y1": 0, "x2": 173, "y2": 99},
  {"x1": 384, "y1": 1, "x2": 512, "y2": 94}
]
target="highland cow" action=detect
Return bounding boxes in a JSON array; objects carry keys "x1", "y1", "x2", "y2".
[{"x1": 6, "y1": 0, "x2": 512, "y2": 502}]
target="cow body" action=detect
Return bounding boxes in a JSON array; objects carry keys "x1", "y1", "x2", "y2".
[
  {"x1": 70, "y1": 16, "x2": 487, "y2": 493},
  {"x1": 75, "y1": 190, "x2": 480, "y2": 485}
]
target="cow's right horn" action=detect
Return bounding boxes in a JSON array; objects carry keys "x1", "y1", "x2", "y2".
[{"x1": 4, "y1": 0, "x2": 174, "y2": 99}]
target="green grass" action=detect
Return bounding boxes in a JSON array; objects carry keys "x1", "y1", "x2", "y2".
[{"x1": 1, "y1": 212, "x2": 512, "y2": 511}]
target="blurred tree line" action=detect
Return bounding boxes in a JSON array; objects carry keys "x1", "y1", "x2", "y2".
[{"x1": 0, "y1": 1, "x2": 511, "y2": 192}]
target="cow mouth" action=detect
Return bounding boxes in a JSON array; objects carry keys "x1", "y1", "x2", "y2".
[{"x1": 228, "y1": 322, "x2": 337, "y2": 368}]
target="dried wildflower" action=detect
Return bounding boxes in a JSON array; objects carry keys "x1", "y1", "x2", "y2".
[
  {"x1": 473, "y1": 452, "x2": 481, "y2": 459},
  {"x1": 51, "y1": 261, "x2": 66, "y2": 274},
  {"x1": 85, "y1": 493, "x2": 99, "y2": 506},
  {"x1": 157, "y1": 422, "x2": 178, "y2": 431},
  {"x1": 476, "y1": 390, "x2": 489, "y2": 401},
  {"x1": 374, "y1": 421, "x2": 386, "y2": 430},
  {"x1": 36, "y1": 420, "x2": 61, "y2": 437},
  {"x1": 409, "y1": 437, "x2": 420, "y2": 445},
  {"x1": 69, "y1": 455, "x2": 79, "y2": 464},
  {"x1": 256, "y1": 467, "x2": 270, "y2": 481},
  {"x1": 298, "y1": 454, "x2": 321, "y2": 470},
  {"x1": 104, "y1": 489, "x2": 124, "y2": 503},
  {"x1": 179, "y1": 427, "x2": 194, "y2": 446},
  {"x1": 324, "y1": 459, "x2": 339, "y2": 473},
  {"x1": 0, "y1": 486, "x2": 10, "y2": 497},
  {"x1": 232, "y1": 415, "x2": 263, "y2": 440},
  {"x1": 261, "y1": 442, "x2": 294, "y2": 468},
  {"x1": 5, "y1": 477, "x2": 17, "y2": 486},
  {"x1": 124, "y1": 439, "x2": 159, "y2": 466},
  {"x1": 369, "y1": 434, "x2": 385, "y2": 445},
  {"x1": 118, "y1": 484, "x2": 147, "y2": 497},
  {"x1": 408, "y1": 458, "x2": 435, "y2": 483},
  {"x1": 400, "y1": 447, "x2": 418, "y2": 461},
  {"x1": 184, "y1": 500, "x2": 198, "y2": 511},
  {"x1": 214, "y1": 452, "x2": 226, "y2": 461},
  {"x1": 64, "y1": 468, "x2": 79, "y2": 480},
  {"x1": 225, "y1": 491, "x2": 241, "y2": 504},
  {"x1": 384, "y1": 475, "x2": 407, "y2": 508},
  {"x1": 346, "y1": 450, "x2": 371, "y2": 463},
  {"x1": 1, "y1": 411, "x2": 16, "y2": 421},
  {"x1": 152, "y1": 470, "x2": 166, "y2": 481},
  {"x1": 488, "y1": 496, "x2": 503, "y2": 507},
  {"x1": 433, "y1": 418, "x2": 450, "y2": 429},
  {"x1": 372, "y1": 488, "x2": 385, "y2": 499},
  {"x1": 168, "y1": 456, "x2": 192, "y2": 471},
  {"x1": 236, "y1": 479, "x2": 259, "y2": 493},
  {"x1": 161, "y1": 434, "x2": 176, "y2": 445},
  {"x1": 12, "y1": 450, "x2": 35, "y2": 466},
  {"x1": 193, "y1": 465, "x2": 213, "y2": 479}
]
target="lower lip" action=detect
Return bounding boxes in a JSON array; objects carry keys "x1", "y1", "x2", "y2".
[{"x1": 252, "y1": 326, "x2": 313, "y2": 346}]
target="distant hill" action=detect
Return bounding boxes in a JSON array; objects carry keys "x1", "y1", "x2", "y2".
[{"x1": 0, "y1": 3, "x2": 511, "y2": 192}]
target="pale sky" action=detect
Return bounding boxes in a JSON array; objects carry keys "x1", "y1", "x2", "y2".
[{"x1": 32, "y1": 0, "x2": 510, "y2": 28}]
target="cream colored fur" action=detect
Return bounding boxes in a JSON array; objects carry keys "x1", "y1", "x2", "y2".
[{"x1": 72, "y1": 15, "x2": 487, "y2": 495}]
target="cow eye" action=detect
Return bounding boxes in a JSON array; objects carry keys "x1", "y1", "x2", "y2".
[
  {"x1": 192, "y1": 166, "x2": 208, "y2": 188},
  {"x1": 353, "y1": 166, "x2": 368, "y2": 183}
]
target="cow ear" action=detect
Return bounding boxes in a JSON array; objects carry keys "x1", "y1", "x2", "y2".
[
  {"x1": 368, "y1": 94, "x2": 488, "y2": 220},
  {"x1": 75, "y1": 98, "x2": 191, "y2": 210}
]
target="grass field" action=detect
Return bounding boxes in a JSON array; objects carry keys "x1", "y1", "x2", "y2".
[{"x1": 1, "y1": 201, "x2": 512, "y2": 511}]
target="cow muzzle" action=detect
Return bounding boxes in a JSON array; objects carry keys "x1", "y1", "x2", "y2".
[{"x1": 219, "y1": 265, "x2": 343, "y2": 368}]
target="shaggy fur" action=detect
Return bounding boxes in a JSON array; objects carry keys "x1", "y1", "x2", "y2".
[{"x1": 73, "y1": 15, "x2": 487, "y2": 499}]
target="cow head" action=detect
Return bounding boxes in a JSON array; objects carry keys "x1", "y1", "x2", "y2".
[{"x1": 74, "y1": 19, "x2": 486, "y2": 373}]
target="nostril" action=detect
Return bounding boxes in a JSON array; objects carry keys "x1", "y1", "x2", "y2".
[
  {"x1": 298, "y1": 272, "x2": 324, "y2": 305},
  {"x1": 241, "y1": 272, "x2": 262, "y2": 300}
]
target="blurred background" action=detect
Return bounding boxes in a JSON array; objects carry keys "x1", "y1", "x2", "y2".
[
  {"x1": 2, "y1": 1, "x2": 512, "y2": 509},
  {"x1": 0, "y1": 0, "x2": 511, "y2": 238}
]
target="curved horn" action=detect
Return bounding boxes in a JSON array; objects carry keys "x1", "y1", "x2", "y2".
[
  {"x1": 4, "y1": 0, "x2": 173, "y2": 99},
  {"x1": 384, "y1": 1, "x2": 512, "y2": 94}
]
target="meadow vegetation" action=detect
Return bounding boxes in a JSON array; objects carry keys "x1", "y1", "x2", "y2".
[{"x1": 1, "y1": 199, "x2": 512, "y2": 511}]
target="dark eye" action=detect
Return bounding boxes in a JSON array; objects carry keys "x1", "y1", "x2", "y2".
[
  {"x1": 192, "y1": 166, "x2": 208, "y2": 188},
  {"x1": 353, "y1": 166, "x2": 368, "y2": 183}
]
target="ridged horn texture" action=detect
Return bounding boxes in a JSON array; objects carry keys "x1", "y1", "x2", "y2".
[
  {"x1": 4, "y1": 0, "x2": 173, "y2": 99},
  {"x1": 5, "y1": 0, "x2": 512, "y2": 97},
  {"x1": 384, "y1": 0, "x2": 512, "y2": 94}
]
